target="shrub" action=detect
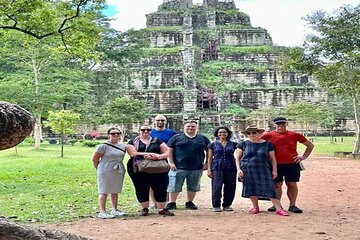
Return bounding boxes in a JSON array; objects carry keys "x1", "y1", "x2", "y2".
[
  {"x1": 48, "y1": 139, "x2": 58, "y2": 144},
  {"x1": 82, "y1": 140, "x2": 103, "y2": 148}
]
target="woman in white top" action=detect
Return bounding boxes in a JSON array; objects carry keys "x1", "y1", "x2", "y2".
[{"x1": 92, "y1": 127, "x2": 127, "y2": 219}]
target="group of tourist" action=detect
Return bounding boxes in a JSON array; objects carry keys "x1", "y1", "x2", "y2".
[{"x1": 92, "y1": 115, "x2": 313, "y2": 219}]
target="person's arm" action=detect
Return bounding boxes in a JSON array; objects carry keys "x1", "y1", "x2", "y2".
[
  {"x1": 202, "y1": 149, "x2": 209, "y2": 171},
  {"x1": 234, "y1": 148, "x2": 244, "y2": 178},
  {"x1": 145, "y1": 143, "x2": 169, "y2": 160},
  {"x1": 207, "y1": 148, "x2": 213, "y2": 178},
  {"x1": 167, "y1": 148, "x2": 177, "y2": 171},
  {"x1": 269, "y1": 150, "x2": 277, "y2": 179},
  {"x1": 92, "y1": 152, "x2": 102, "y2": 169},
  {"x1": 293, "y1": 140, "x2": 314, "y2": 163}
]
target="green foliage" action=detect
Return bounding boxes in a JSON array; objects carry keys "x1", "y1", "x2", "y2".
[
  {"x1": 141, "y1": 46, "x2": 182, "y2": 57},
  {"x1": 102, "y1": 97, "x2": 150, "y2": 126},
  {"x1": 223, "y1": 103, "x2": 247, "y2": 116},
  {"x1": 219, "y1": 45, "x2": 274, "y2": 55},
  {"x1": 82, "y1": 140, "x2": 103, "y2": 147},
  {"x1": 284, "y1": 102, "x2": 335, "y2": 134},
  {"x1": 0, "y1": 0, "x2": 106, "y2": 57},
  {"x1": 196, "y1": 60, "x2": 266, "y2": 94},
  {"x1": 278, "y1": 47, "x2": 318, "y2": 73},
  {"x1": 247, "y1": 107, "x2": 280, "y2": 124},
  {"x1": 44, "y1": 110, "x2": 81, "y2": 135}
]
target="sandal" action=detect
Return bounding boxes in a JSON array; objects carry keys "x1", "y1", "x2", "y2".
[
  {"x1": 276, "y1": 209, "x2": 289, "y2": 216},
  {"x1": 248, "y1": 207, "x2": 260, "y2": 214}
]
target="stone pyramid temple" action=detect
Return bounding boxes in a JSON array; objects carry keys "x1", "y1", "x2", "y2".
[{"x1": 123, "y1": 0, "x2": 328, "y2": 130}]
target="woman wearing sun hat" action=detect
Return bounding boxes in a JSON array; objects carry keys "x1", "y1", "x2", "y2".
[{"x1": 234, "y1": 125, "x2": 289, "y2": 216}]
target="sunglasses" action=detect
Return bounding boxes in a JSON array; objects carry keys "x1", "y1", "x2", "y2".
[
  {"x1": 110, "y1": 132, "x2": 121, "y2": 135},
  {"x1": 246, "y1": 131, "x2": 258, "y2": 135},
  {"x1": 155, "y1": 119, "x2": 165, "y2": 122},
  {"x1": 140, "y1": 129, "x2": 151, "y2": 132}
]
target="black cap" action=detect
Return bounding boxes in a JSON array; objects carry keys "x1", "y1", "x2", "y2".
[{"x1": 273, "y1": 116, "x2": 288, "y2": 124}]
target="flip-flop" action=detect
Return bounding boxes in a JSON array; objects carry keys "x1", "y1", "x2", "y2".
[
  {"x1": 248, "y1": 207, "x2": 260, "y2": 214},
  {"x1": 276, "y1": 209, "x2": 289, "y2": 216}
]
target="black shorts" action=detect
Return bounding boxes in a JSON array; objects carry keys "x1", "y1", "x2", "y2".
[{"x1": 274, "y1": 163, "x2": 301, "y2": 183}]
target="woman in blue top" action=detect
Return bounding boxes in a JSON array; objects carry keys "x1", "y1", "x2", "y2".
[{"x1": 207, "y1": 126, "x2": 237, "y2": 212}]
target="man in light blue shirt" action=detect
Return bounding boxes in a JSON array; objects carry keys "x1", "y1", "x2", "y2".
[{"x1": 150, "y1": 115, "x2": 177, "y2": 144}]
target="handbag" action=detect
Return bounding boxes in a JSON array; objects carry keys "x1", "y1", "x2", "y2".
[{"x1": 137, "y1": 158, "x2": 170, "y2": 173}]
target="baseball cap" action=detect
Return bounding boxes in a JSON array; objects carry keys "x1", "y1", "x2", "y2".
[{"x1": 273, "y1": 116, "x2": 288, "y2": 124}]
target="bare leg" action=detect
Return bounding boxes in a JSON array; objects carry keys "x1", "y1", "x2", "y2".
[
  {"x1": 274, "y1": 182, "x2": 283, "y2": 200},
  {"x1": 110, "y1": 193, "x2": 118, "y2": 210},
  {"x1": 270, "y1": 198, "x2": 284, "y2": 211},
  {"x1": 169, "y1": 192, "x2": 180, "y2": 202},
  {"x1": 187, "y1": 191, "x2": 196, "y2": 202},
  {"x1": 286, "y1": 181, "x2": 298, "y2": 206},
  {"x1": 140, "y1": 201, "x2": 150, "y2": 209},
  {"x1": 249, "y1": 196, "x2": 259, "y2": 208},
  {"x1": 156, "y1": 202, "x2": 166, "y2": 209},
  {"x1": 149, "y1": 188, "x2": 156, "y2": 206},
  {"x1": 98, "y1": 193, "x2": 107, "y2": 212}
]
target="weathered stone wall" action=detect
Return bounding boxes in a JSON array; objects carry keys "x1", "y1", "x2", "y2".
[
  {"x1": 130, "y1": 54, "x2": 183, "y2": 68},
  {"x1": 225, "y1": 69, "x2": 316, "y2": 87},
  {"x1": 215, "y1": 12, "x2": 251, "y2": 26},
  {"x1": 128, "y1": 69, "x2": 183, "y2": 89},
  {"x1": 146, "y1": 13, "x2": 183, "y2": 27},
  {"x1": 229, "y1": 88, "x2": 328, "y2": 109},
  {"x1": 218, "y1": 52, "x2": 277, "y2": 64},
  {"x1": 124, "y1": 90, "x2": 184, "y2": 113},
  {"x1": 149, "y1": 31, "x2": 183, "y2": 47},
  {"x1": 219, "y1": 29, "x2": 273, "y2": 46},
  {"x1": 160, "y1": 0, "x2": 192, "y2": 10}
]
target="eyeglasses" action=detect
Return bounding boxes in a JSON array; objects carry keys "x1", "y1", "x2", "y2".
[
  {"x1": 155, "y1": 119, "x2": 165, "y2": 122},
  {"x1": 110, "y1": 132, "x2": 121, "y2": 135},
  {"x1": 246, "y1": 131, "x2": 258, "y2": 135},
  {"x1": 140, "y1": 129, "x2": 151, "y2": 132}
]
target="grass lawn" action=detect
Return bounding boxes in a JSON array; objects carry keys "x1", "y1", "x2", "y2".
[
  {"x1": 0, "y1": 142, "x2": 138, "y2": 224},
  {"x1": 0, "y1": 136, "x2": 357, "y2": 224},
  {"x1": 299, "y1": 136, "x2": 355, "y2": 155}
]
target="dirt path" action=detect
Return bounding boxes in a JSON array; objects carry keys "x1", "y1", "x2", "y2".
[{"x1": 48, "y1": 154, "x2": 360, "y2": 240}]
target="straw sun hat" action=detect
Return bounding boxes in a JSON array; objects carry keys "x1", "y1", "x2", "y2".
[{"x1": 241, "y1": 125, "x2": 265, "y2": 135}]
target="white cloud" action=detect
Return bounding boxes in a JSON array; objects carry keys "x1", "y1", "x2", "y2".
[{"x1": 107, "y1": 0, "x2": 359, "y2": 47}]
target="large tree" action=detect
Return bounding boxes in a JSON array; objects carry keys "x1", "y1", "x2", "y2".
[
  {"x1": 0, "y1": 1, "x2": 105, "y2": 149},
  {"x1": 281, "y1": 4, "x2": 360, "y2": 153}
]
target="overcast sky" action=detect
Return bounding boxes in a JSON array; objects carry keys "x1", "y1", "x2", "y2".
[{"x1": 105, "y1": 0, "x2": 359, "y2": 47}]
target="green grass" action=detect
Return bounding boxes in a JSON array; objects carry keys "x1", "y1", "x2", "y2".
[
  {"x1": 298, "y1": 136, "x2": 355, "y2": 155},
  {"x1": 0, "y1": 137, "x2": 356, "y2": 224},
  {"x1": 0, "y1": 142, "x2": 138, "y2": 224}
]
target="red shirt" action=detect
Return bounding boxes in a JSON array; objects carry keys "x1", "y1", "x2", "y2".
[{"x1": 261, "y1": 131, "x2": 308, "y2": 164}]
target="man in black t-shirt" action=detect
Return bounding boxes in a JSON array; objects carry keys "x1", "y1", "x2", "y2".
[{"x1": 165, "y1": 120, "x2": 210, "y2": 210}]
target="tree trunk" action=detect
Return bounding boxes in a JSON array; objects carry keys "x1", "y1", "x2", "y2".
[
  {"x1": 0, "y1": 217, "x2": 90, "y2": 240},
  {"x1": 32, "y1": 56, "x2": 42, "y2": 150},
  {"x1": 33, "y1": 113, "x2": 42, "y2": 150},
  {"x1": 352, "y1": 96, "x2": 360, "y2": 154},
  {"x1": 61, "y1": 132, "x2": 64, "y2": 158}
]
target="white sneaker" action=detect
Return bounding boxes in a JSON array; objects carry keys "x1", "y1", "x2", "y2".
[
  {"x1": 98, "y1": 212, "x2": 115, "y2": 219},
  {"x1": 111, "y1": 209, "x2": 126, "y2": 216}
]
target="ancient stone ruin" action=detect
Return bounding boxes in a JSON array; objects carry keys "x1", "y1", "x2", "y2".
[{"x1": 123, "y1": 0, "x2": 328, "y2": 130}]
